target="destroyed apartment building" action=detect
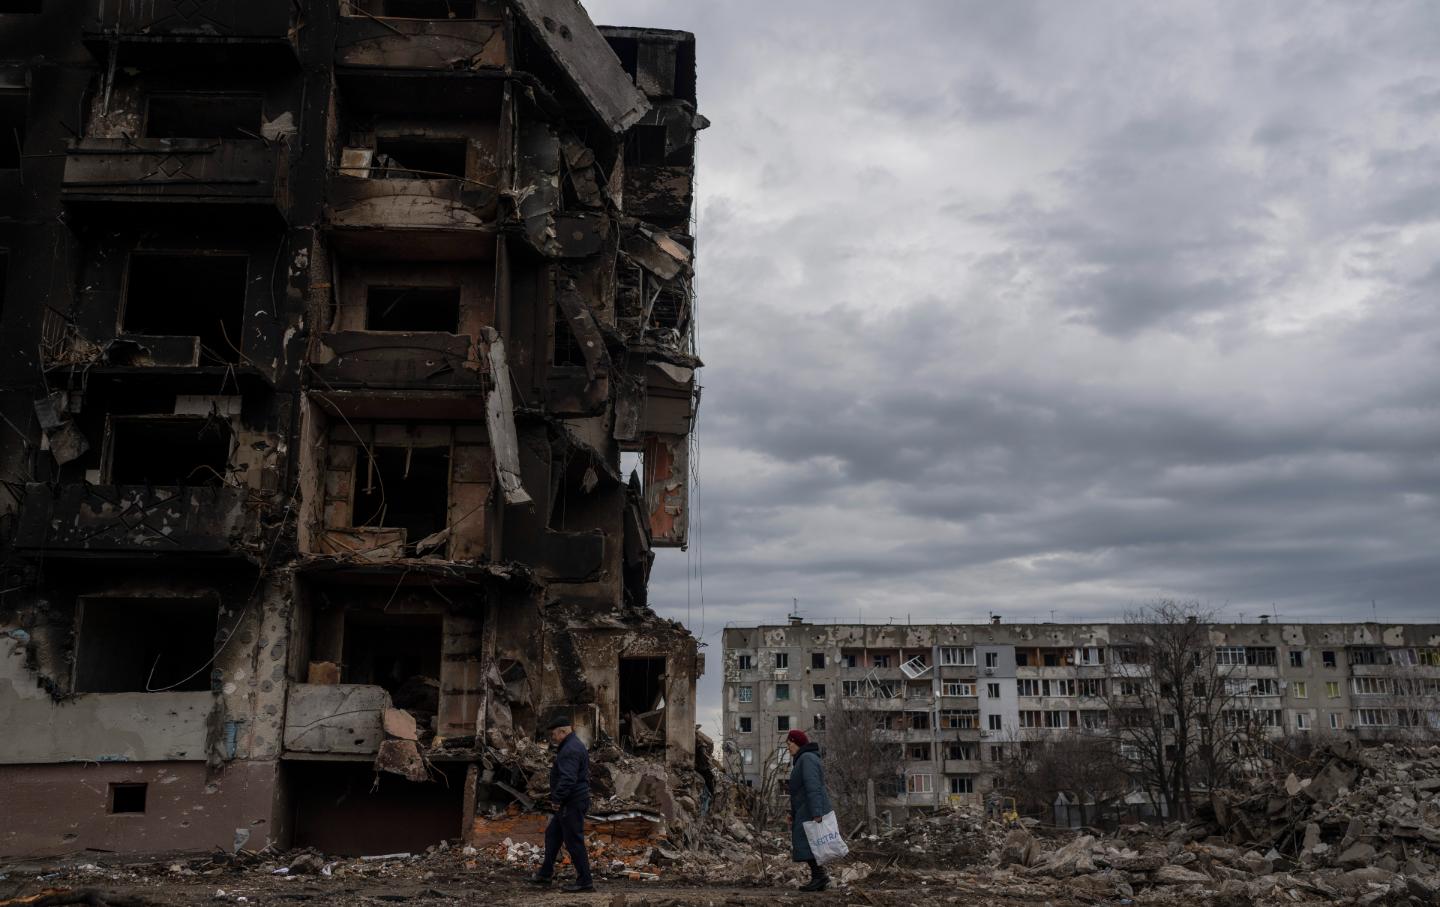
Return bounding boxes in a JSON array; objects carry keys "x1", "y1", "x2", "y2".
[{"x1": 0, "y1": 0, "x2": 707, "y2": 858}]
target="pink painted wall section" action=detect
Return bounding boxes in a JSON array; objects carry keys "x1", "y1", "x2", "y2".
[{"x1": 0, "y1": 760, "x2": 279, "y2": 858}]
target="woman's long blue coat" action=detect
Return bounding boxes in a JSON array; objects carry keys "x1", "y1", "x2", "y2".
[{"x1": 787, "y1": 744, "x2": 834, "y2": 862}]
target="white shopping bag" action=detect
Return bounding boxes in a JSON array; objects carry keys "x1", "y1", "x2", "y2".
[{"x1": 802, "y1": 810, "x2": 850, "y2": 865}]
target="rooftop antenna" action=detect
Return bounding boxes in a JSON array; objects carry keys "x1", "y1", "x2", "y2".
[
  {"x1": 787, "y1": 597, "x2": 804, "y2": 624},
  {"x1": 1372, "y1": 600, "x2": 1378, "y2": 622}
]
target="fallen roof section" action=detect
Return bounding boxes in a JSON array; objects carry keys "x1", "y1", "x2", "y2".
[{"x1": 510, "y1": 0, "x2": 651, "y2": 132}]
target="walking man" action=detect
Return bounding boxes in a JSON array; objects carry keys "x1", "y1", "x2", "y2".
[{"x1": 527, "y1": 715, "x2": 594, "y2": 892}]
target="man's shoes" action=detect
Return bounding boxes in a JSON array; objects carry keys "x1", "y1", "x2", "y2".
[
  {"x1": 799, "y1": 875, "x2": 828, "y2": 892},
  {"x1": 525, "y1": 873, "x2": 553, "y2": 885},
  {"x1": 560, "y1": 882, "x2": 596, "y2": 893}
]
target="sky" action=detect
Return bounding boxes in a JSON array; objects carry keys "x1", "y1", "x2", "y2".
[{"x1": 584, "y1": 0, "x2": 1440, "y2": 738}]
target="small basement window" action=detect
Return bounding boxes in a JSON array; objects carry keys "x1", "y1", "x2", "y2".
[
  {"x1": 382, "y1": 0, "x2": 477, "y2": 18},
  {"x1": 145, "y1": 94, "x2": 262, "y2": 140},
  {"x1": 352, "y1": 445, "x2": 450, "y2": 544},
  {"x1": 74, "y1": 597, "x2": 219, "y2": 693},
  {"x1": 123, "y1": 254, "x2": 247, "y2": 364},
  {"x1": 108, "y1": 417, "x2": 231, "y2": 487},
  {"x1": 0, "y1": 90, "x2": 25, "y2": 169},
  {"x1": 366, "y1": 286, "x2": 460, "y2": 332},
  {"x1": 374, "y1": 137, "x2": 468, "y2": 178},
  {"x1": 110, "y1": 783, "x2": 147, "y2": 814}
]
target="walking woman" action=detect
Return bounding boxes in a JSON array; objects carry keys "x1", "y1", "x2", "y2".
[{"x1": 785, "y1": 729, "x2": 835, "y2": 892}]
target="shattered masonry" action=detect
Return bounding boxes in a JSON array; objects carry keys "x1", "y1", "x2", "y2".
[{"x1": 0, "y1": 1, "x2": 707, "y2": 858}]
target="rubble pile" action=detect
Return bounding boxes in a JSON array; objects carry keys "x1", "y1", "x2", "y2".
[{"x1": 1214, "y1": 739, "x2": 1440, "y2": 874}]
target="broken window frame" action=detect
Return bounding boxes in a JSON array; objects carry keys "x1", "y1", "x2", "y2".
[
  {"x1": 372, "y1": 135, "x2": 470, "y2": 180},
  {"x1": 939, "y1": 647, "x2": 974, "y2": 666},
  {"x1": 119, "y1": 251, "x2": 250, "y2": 366},
  {"x1": 144, "y1": 92, "x2": 265, "y2": 141},
  {"x1": 103, "y1": 414, "x2": 235, "y2": 487},
  {"x1": 73, "y1": 594, "x2": 220, "y2": 694}
]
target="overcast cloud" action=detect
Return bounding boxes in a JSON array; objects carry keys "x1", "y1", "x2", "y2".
[{"x1": 584, "y1": 1, "x2": 1440, "y2": 736}]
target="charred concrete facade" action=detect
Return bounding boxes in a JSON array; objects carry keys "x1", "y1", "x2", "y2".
[
  {"x1": 0, "y1": 1, "x2": 704, "y2": 858},
  {"x1": 723, "y1": 620, "x2": 1440, "y2": 815}
]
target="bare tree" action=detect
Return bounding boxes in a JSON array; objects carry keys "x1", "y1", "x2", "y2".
[
  {"x1": 1104, "y1": 600, "x2": 1246, "y2": 820},
  {"x1": 991, "y1": 728, "x2": 1126, "y2": 825},
  {"x1": 818, "y1": 700, "x2": 903, "y2": 830},
  {"x1": 1381, "y1": 649, "x2": 1440, "y2": 743},
  {"x1": 722, "y1": 728, "x2": 794, "y2": 831}
]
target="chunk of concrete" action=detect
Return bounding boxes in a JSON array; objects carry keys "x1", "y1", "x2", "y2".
[
  {"x1": 1000, "y1": 828, "x2": 1038, "y2": 867},
  {"x1": 307, "y1": 661, "x2": 340, "y2": 685},
  {"x1": 1338, "y1": 842, "x2": 1376, "y2": 868},
  {"x1": 375, "y1": 739, "x2": 429, "y2": 782},
  {"x1": 383, "y1": 708, "x2": 418, "y2": 741},
  {"x1": 1152, "y1": 864, "x2": 1212, "y2": 885}
]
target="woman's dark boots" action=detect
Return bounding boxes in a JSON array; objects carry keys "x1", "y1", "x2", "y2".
[{"x1": 801, "y1": 860, "x2": 829, "y2": 892}]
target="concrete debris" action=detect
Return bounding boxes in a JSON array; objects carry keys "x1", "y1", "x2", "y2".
[{"x1": 382, "y1": 708, "x2": 419, "y2": 742}]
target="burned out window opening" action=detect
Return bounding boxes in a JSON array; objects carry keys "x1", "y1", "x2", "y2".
[
  {"x1": 341, "y1": 610, "x2": 443, "y2": 703},
  {"x1": 372, "y1": 136, "x2": 468, "y2": 179},
  {"x1": 0, "y1": 88, "x2": 25, "y2": 169},
  {"x1": 365, "y1": 286, "x2": 461, "y2": 332},
  {"x1": 73, "y1": 596, "x2": 219, "y2": 693},
  {"x1": 121, "y1": 253, "x2": 248, "y2": 365},
  {"x1": 619, "y1": 656, "x2": 666, "y2": 752},
  {"x1": 624, "y1": 124, "x2": 668, "y2": 167},
  {"x1": 106, "y1": 416, "x2": 233, "y2": 487},
  {"x1": 144, "y1": 94, "x2": 264, "y2": 141},
  {"x1": 380, "y1": 0, "x2": 478, "y2": 19},
  {"x1": 351, "y1": 445, "x2": 451, "y2": 547}
]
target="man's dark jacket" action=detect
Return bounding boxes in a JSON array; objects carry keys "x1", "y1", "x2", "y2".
[{"x1": 549, "y1": 732, "x2": 590, "y2": 804}]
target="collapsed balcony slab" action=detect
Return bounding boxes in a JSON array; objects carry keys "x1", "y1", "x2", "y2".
[{"x1": 511, "y1": 0, "x2": 650, "y2": 133}]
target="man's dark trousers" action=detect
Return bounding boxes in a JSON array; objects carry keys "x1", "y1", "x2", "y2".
[{"x1": 538, "y1": 797, "x2": 592, "y2": 885}]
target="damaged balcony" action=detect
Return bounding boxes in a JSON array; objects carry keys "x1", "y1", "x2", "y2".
[
  {"x1": 334, "y1": 1, "x2": 507, "y2": 118},
  {"x1": 15, "y1": 409, "x2": 264, "y2": 558},
  {"x1": 13, "y1": 483, "x2": 250, "y2": 557},
  {"x1": 61, "y1": 138, "x2": 289, "y2": 217},
  {"x1": 310, "y1": 260, "x2": 497, "y2": 405},
  {"x1": 80, "y1": 0, "x2": 300, "y2": 66},
  {"x1": 305, "y1": 422, "x2": 496, "y2": 565},
  {"x1": 325, "y1": 172, "x2": 501, "y2": 261},
  {"x1": 336, "y1": 1, "x2": 508, "y2": 75}
]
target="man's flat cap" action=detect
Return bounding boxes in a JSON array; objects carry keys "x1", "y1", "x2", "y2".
[{"x1": 546, "y1": 714, "x2": 573, "y2": 730}]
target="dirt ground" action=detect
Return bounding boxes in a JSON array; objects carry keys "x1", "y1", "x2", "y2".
[{"x1": 0, "y1": 855, "x2": 1087, "y2": 907}]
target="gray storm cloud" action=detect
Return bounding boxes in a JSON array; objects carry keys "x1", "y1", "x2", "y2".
[{"x1": 583, "y1": 0, "x2": 1440, "y2": 736}]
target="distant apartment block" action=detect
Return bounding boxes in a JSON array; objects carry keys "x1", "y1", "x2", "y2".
[{"x1": 722, "y1": 618, "x2": 1440, "y2": 814}]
